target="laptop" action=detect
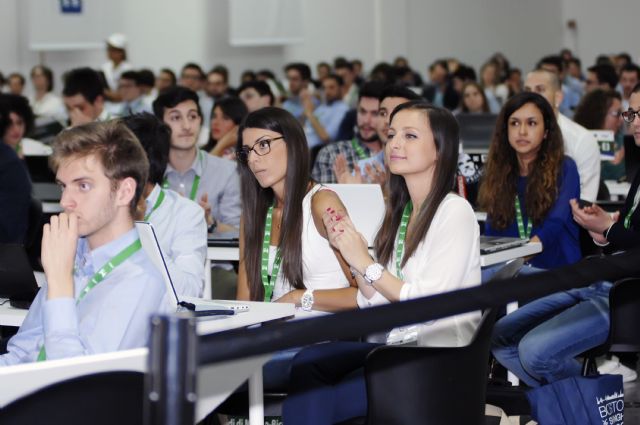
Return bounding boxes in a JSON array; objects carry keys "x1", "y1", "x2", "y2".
[
  {"x1": 480, "y1": 236, "x2": 529, "y2": 255},
  {"x1": 0, "y1": 244, "x2": 40, "y2": 309},
  {"x1": 457, "y1": 113, "x2": 498, "y2": 153},
  {"x1": 324, "y1": 184, "x2": 385, "y2": 247},
  {"x1": 135, "y1": 221, "x2": 248, "y2": 317}
]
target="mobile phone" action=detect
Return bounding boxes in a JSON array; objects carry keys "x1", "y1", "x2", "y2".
[{"x1": 578, "y1": 199, "x2": 593, "y2": 209}]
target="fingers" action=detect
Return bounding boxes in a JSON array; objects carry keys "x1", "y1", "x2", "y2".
[{"x1": 201, "y1": 193, "x2": 208, "y2": 203}]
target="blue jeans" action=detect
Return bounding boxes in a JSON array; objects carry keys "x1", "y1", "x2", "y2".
[
  {"x1": 282, "y1": 341, "x2": 381, "y2": 425},
  {"x1": 491, "y1": 280, "x2": 611, "y2": 387}
]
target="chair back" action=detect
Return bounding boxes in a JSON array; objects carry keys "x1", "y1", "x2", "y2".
[
  {"x1": 0, "y1": 371, "x2": 143, "y2": 425},
  {"x1": 608, "y1": 277, "x2": 640, "y2": 352},
  {"x1": 363, "y1": 308, "x2": 499, "y2": 425}
]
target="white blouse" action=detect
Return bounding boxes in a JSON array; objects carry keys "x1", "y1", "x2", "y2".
[
  {"x1": 357, "y1": 193, "x2": 482, "y2": 347},
  {"x1": 270, "y1": 184, "x2": 350, "y2": 303}
]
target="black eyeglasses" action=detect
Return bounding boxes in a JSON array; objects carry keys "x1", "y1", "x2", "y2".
[
  {"x1": 621, "y1": 108, "x2": 640, "y2": 123},
  {"x1": 236, "y1": 137, "x2": 284, "y2": 163}
]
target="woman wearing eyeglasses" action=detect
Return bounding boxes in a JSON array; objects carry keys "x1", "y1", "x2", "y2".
[{"x1": 235, "y1": 106, "x2": 357, "y2": 312}]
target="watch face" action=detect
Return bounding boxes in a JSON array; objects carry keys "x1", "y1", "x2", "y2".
[{"x1": 365, "y1": 263, "x2": 384, "y2": 282}]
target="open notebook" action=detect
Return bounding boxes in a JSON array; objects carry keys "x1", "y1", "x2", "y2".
[{"x1": 135, "y1": 221, "x2": 248, "y2": 317}]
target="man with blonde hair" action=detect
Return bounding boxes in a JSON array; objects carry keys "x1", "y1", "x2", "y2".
[{"x1": 0, "y1": 120, "x2": 165, "y2": 365}]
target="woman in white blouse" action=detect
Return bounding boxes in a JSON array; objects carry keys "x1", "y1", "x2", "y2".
[{"x1": 282, "y1": 100, "x2": 481, "y2": 424}]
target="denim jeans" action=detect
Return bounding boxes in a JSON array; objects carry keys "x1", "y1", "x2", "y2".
[{"x1": 491, "y1": 278, "x2": 611, "y2": 387}]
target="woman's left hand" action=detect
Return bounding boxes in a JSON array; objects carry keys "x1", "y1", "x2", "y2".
[{"x1": 322, "y1": 212, "x2": 371, "y2": 271}]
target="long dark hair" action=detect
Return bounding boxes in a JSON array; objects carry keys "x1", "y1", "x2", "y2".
[
  {"x1": 375, "y1": 101, "x2": 460, "y2": 268},
  {"x1": 478, "y1": 92, "x2": 565, "y2": 228},
  {"x1": 237, "y1": 107, "x2": 310, "y2": 300}
]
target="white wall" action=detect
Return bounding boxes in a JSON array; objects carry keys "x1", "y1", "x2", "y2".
[
  {"x1": 561, "y1": 0, "x2": 640, "y2": 66},
  {"x1": 0, "y1": 0, "x2": 638, "y2": 97}
]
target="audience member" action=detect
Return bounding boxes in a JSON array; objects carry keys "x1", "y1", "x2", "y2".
[
  {"x1": 153, "y1": 86, "x2": 241, "y2": 299},
  {"x1": 316, "y1": 62, "x2": 331, "y2": 83},
  {"x1": 283, "y1": 62, "x2": 315, "y2": 121},
  {"x1": 574, "y1": 89, "x2": 625, "y2": 181},
  {"x1": 0, "y1": 100, "x2": 31, "y2": 244},
  {"x1": 0, "y1": 94, "x2": 35, "y2": 158},
  {"x1": 334, "y1": 84, "x2": 422, "y2": 185},
  {"x1": 238, "y1": 80, "x2": 274, "y2": 112},
  {"x1": 205, "y1": 96, "x2": 248, "y2": 158},
  {"x1": 117, "y1": 71, "x2": 152, "y2": 116},
  {"x1": 457, "y1": 81, "x2": 490, "y2": 114},
  {"x1": 619, "y1": 63, "x2": 640, "y2": 110},
  {"x1": 0, "y1": 120, "x2": 165, "y2": 365},
  {"x1": 351, "y1": 59, "x2": 366, "y2": 87},
  {"x1": 137, "y1": 69, "x2": 157, "y2": 105},
  {"x1": 29, "y1": 65, "x2": 67, "y2": 126},
  {"x1": 423, "y1": 59, "x2": 458, "y2": 110},
  {"x1": 240, "y1": 70, "x2": 256, "y2": 85},
  {"x1": 312, "y1": 82, "x2": 384, "y2": 183},
  {"x1": 335, "y1": 60, "x2": 359, "y2": 108},
  {"x1": 479, "y1": 92, "x2": 581, "y2": 269},
  {"x1": 283, "y1": 101, "x2": 481, "y2": 424},
  {"x1": 123, "y1": 113, "x2": 207, "y2": 300},
  {"x1": 156, "y1": 68, "x2": 177, "y2": 93},
  {"x1": 7, "y1": 73, "x2": 25, "y2": 96},
  {"x1": 62, "y1": 67, "x2": 110, "y2": 126},
  {"x1": 525, "y1": 69, "x2": 601, "y2": 201},
  {"x1": 506, "y1": 68, "x2": 523, "y2": 97},
  {"x1": 537, "y1": 55, "x2": 582, "y2": 117},
  {"x1": 236, "y1": 106, "x2": 356, "y2": 311},
  {"x1": 204, "y1": 66, "x2": 233, "y2": 118},
  {"x1": 303, "y1": 74, "x2": 349, "y2": 148},
  {"x1": 480, "y1": 60, "x2": 509, "y2": 113},
  {"x1": 585, "y1": 63, "x2": 618, "y2": 93}
]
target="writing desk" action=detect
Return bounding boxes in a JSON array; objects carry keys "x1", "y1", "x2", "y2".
[{"x1": 0, "y1": 301, "x2": 294, "y2": 423}]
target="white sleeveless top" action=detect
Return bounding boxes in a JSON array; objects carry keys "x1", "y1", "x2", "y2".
[{"x1": 270, "y1": 184, "x2": 350, "y2": 301}]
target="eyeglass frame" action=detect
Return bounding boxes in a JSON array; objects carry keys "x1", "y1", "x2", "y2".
[
  {"x1": 236, "y1": 136, "x2": 284, "y2": 163},
  {"x1": 621, "y1": 108, "x2": 640, "y2": 123}
]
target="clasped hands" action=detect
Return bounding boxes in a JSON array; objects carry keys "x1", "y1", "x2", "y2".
[
  {"x1": 322, "y1": 207, "x2": 372, "y2": 274},
  {"x1": 569, "y1": 199, "x2": 619, "y2": 244}
]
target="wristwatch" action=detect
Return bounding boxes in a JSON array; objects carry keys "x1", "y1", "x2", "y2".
[
  {"x1": 300, "y1": 289, "x2": 315, "y2": 311},
  {"x1": 363, "y1": 263, "x2": 385, "y2": 285}
]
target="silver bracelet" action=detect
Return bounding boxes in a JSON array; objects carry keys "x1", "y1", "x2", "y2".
[{"x1": 603, "y1": 222, "x2": 615, "y2": 240}]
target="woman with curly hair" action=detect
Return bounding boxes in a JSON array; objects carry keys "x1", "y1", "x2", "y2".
[
  {"x1": 486, "y1": 93, "x2": 613, "y2": 388},
  {"x1": 478, "y1": 91, "x2": 581, "y2": 269}
]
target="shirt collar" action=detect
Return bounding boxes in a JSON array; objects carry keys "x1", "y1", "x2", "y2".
[
  {"x1": 145, "y1": 183, "x2": 162, "y2": 215},
  {"x1": 75, "y1": 228, "x2": 139, "y2": 278},
  {"x1": 165, "y1": 149, "x2": 203, "y2": 177}
]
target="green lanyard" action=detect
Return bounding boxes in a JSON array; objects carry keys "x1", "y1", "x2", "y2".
[
  {"x1": 144, "y1": 189, "x2": 165, "y2": 221},
  {"x1": 351, "y1": 138, "x2": 368, "y2": 160},
  {"x1": 395, "y1": 202, "x2": 412, "y2": 280},
  {"x1": 624, "y1": 190, "x2": 640, "y2": 229},
  {"x1": 514, "y1": 197, "x2": 532, "y2": 239},
  {"x1": 162, "y1": 151, "x2": 202, "y2": 201},
  {"x1": 261, "y1": 206, "x2": 282, "y2": 302},
  {"x1": 37, "y1": 238, "x2": 142, "y2": 362}
]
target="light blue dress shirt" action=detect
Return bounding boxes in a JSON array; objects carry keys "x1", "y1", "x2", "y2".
[
  {"x1": 0, "y1": 228, "x2": 166, "y2": 365},
  {"x1": 164, "y1": 150, "x2": 241, "y2": 227},
  {"x1": 145, "y1": 184, "x2": 207, "y2": 302},
  {"x1": 304, "y1": 100, "x2": 350, "y2": 148}
]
